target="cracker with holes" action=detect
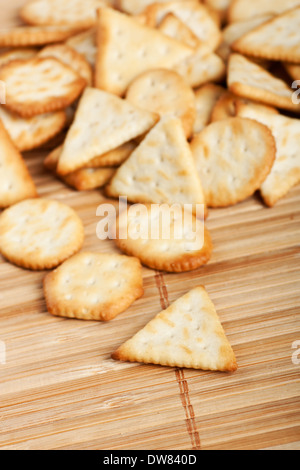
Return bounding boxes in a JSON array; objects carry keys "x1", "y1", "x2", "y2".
[
  {"x1": 66, "y1": 28, "x2": 97, "y2": 67},
  {"x1": 57, "y1": 87, "x2": 158, "y2": 175},
  {"x1": 190, "y1": 117, "x2": 276, "y2": 207},
  {"x1": 0, "y1": 25, "x2": 83, "y2": 47},
  {"x1": 228, "y1": 0, "x2": 300, "y2": 23},
  {"x1": 227, "y1": 54, "x2": 300, "y2": 113},
  {"x1": 112, "y1": 286, "x2": 238, "y2": 372},
  {"x1": 0, "y1": 57, "x2": 86, "y2": 118},
  {"x1": 115, "y1": 204, "x2": 212, "y2": 273},
  {"x1": 95, "y1": 7, "x2": 193, "y2": 96},
  {"x1": 193, "y1": 84, "x2": 226, "y2": 134},
  {"x1": 106, "y1": 115, "x2": 206, "y2": 216},
  {"x1": 158, "y1": 13, "x2": 200, "y2": 49},
  {"x1": 172, "y1": 45, "x2": 225, "y2": 89},
  {"x1": 38, "y1": 44, "x2": 93, "y2": 86},
  {"x1": 0, "y1": 121, "x2": 37, "y2": 208},
  {"x1": 0, "y1": 107, "x2": 67, "y2": 152},
  {"x1": 232, "y1": 7, "x2": 300, "y2": 64},
  {"x1": 237, "y1": 103, "x2": 300, "y2": 207},
  {"x1": 126, "y1": 69, "x2": 196, "y2": 138},
  {"x1": 43, "y1": 252, "x2": 144, "y2": 321},
  {"x1": 145, "y1": 1, "x2": 222, "y2": 51},
  {"x1": 20, "y1": 0, "x2": 107, "y2": 28},
  {"x1": 0, "y1": 199, "x2": 84, "y2": 270}
]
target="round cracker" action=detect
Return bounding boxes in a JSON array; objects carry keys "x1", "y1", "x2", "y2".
[
  {"x1": 190, "y1": 117, "x2": 276, "y2": 207},
  {"x1": 0, "y1": 199, "x2": 84, "y2": 270},
  {"x1": 115, "y1": 204, "x2": 213, "y2": 273},
  {"x1": 0, "y1": 26, "x2": 83, "y2": 47},
  {"x1": 126, "y1": 69, "x2": 196, "y2": 138}
]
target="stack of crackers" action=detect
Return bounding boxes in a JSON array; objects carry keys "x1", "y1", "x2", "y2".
[{"x1": 0, "y1": 0, "x2": 300, "y2": 372}]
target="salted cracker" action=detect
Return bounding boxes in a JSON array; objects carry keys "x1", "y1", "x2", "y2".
[
  {"x1": 95, "y1": 7, "x2": 193, "y2": 96},
  {"x1": 232, "y1": 8, "x2": 300, "y2": 64},
  {"x1": 0, "y1": 107, "x2": 67, "y2": 153},
  {"x1": 66, "y1": 28, "x2": 97, "y2": 67},
  {"x1": 43, "y1": 252, "x2": 144, "y2": 321},
  {"x1": 115, "y1": 204, "x2": 212, "y2": 273},
  {"x1": 0, "y1": 198, "x2": 84, "y2": 270},
  {"x1": 237, "y1": 103, "x2": 300, "y2": 206},
  {"x1": 193, "y1": 83, "x2": 226, "y2": 134},
  {"x1": 38, "y1": 44, "x2": 93, "y2": 86},
  {"x1": 20, "y1": 0, "x2": 107, "y2": 28},
  {"x1": 190, "y1": 117, "x2": 276, "y2": 207},
  {"x1": 0, "y1": 57, "x2": 86, "y2": 118},
  {"x1": 145, "y1": 1, "x2": 222, "y2": 51},
  {"x1": 158, "y1": 13, "x2": 200, "y2": 49},
  {"x1": 126, "y1": 69, "x2": 196, "y2": 138},
  {"x1": 57, "y1": 87, "x2": 158, "y2": 175},
  {"x1": 228, "y1": 0, "x2": 300, "y2": 23},
  {"x1": 112, "y1": 286, "x2": 238, "y2": 372},
  {"x1": 172, "y1": 45, "x2": 226, "y2": 89},
  {"x1": 0, "y1": 26, "x2": 83, "y2": 47},
  {"x1": 227, "y1": 54, "x2": 300, "y2": 113},
  {"x1": 0, "y1": 121, "x2": 37, "y2": 208},
  {"x1": 106, "y1": 116, "x2": 206, "y2": 215}
]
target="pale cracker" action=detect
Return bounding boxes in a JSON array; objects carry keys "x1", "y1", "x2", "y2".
[
  {"x1": 0, "y1": 48, "x2": 37, "y2": 68},
  {"x1": 211, "y1": 91, "x2": 278, "y2": 122},
  {"x1": 126, "y1": 69, "x2": 196, "y2": 138},
  {"x1": 0, "y1": 106, "x2": 67, "y2": 152},
  {"x1": 232, "y1": 8, "x2": 300, "y2": 64},
  {"x1": 193, "y1": 83, "x2": 226, "y2": 134},
  {"x1": 203, "y1": 0, "x2": 231, "y2": 24},
  {"x1": 228, "y1": 0, "x2": 300, "y2": 23},
  {"x1": 106, "y1": 115, "x2": 207, "y2": 216},
  {"x1": 0, "y1": 198, "x2": 84, "y2": 270},
  {"x1": 95, "y1": 7, "x2": 193, "y2": 96},
  {"x1": 20, "y1": 0, "x2": 107, "y2": 28},
  {"x1": 38, "y1": 44, "x2": 93, "y2": 86},
  {"x1": 112, "y1": 286, "x2": 238, "y2": 372},
  {"x1": 227, "y1": 54, "x2": 300, "y2": 113},
  {"x1": 0, "y1": 26, "x2": 83, "y2": 47},
  {"x1": 0, "y1": 120, "x2": 37, "y2": 208},
  {"x1": 172, "y1": 45, "x2": 226, "y2": 89},
  {"x1": 57, "y1": 87, "x2": 158, "y2": 175},
  {"x1": 145, "y1": 1, "x2": 222, "y2": 51},
  {"x1": 116, "y1": 0, "x2": 185, "y2": 15},
  {"x1": 115, "y1": 204, "x2": 213, "y2": 273},
  {"x1": 0, "y1": 57, "x2": 86, "y2": 118},
  {"x1": 158, "y1": 13, "x2": 200, "y2": 49},
  {"x1": 43, "y1": 252, "x2": 144, "y2": 321},
  {"x1": 66, "y1": 28, "x2": 97, "y2": 68},
  {"x1": 190, "y1": 117, "x2": 276, "y2": 207},
  {"x1": 216, "y1": 14, "x2": 273, "y2": 62},
  {"x1": 237, "y1": 103, "x2": 300, "y2": 206}
]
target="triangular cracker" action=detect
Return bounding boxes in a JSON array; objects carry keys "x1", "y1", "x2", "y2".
[
  {"x1": 158, "y1": 13, "x2": 200, "y2": 49},
  {"x1": 228, "y1": 54, "x2": 300, "y2": 113},
  {"x1": 237, "y1": 103, "x2": 300, "y2": 206},
  {"x1": 228, "y1": 0, "x2": 300, "y2": 23},
  {"x1": 232, "y1": 7, "x2": 300, "y2": 64},
  {"x1": 57, "y1": 87, "x2": 158, "y2": 175},
  {"x1": 106, "y1": 115, "x2": 206, "y2": 215},
  {"x1": 112, "y1": 286, "x2": 237, "y2": 372},
  {"x1": 95, "y1": 7, "x2": 193, "y2": 96},
  {"x1": 0, "y1": 120, "x2": 37, "y2": 208}
]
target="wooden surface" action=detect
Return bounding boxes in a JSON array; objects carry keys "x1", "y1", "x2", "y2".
[{"x1": 0, "y1": 0, "x2": 300, "y2": 451}]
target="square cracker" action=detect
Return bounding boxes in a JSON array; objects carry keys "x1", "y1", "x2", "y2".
[
  {"x1": 57, "y1": 87, "x2": 158, "y2": 175},
  {"x1": 106, "y1": 115, "x2": 207, "y2": 216},
  {"x1": 95, "y1": 7, "x2": 193, "y2": 96},
  {"x1": 228, "y1": 54, "x2": 300, "y2": 113},
  {"x1": 43, "y1": 252, "x2": 144, "y2": 321},
  {"x1": 232, "y1": 7, "x2": 300, "y2": 64},
  {"x1": 112, "y1": 286, "x2": 238, "y2": 372},
  {"x1": 0, "y1": 120, "x2": 37, "y2": 208},
  {"x1": 237, "y1": 103, "x2": 300, "y2": 206}
]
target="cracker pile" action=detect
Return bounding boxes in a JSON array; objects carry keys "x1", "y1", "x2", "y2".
[{"x1": 0, "y1": 0, "x2": 300, "y2": 372}]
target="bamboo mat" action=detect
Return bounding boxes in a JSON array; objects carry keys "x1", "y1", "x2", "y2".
[{"x1": 0, "y1": 0, "x2": 300, "y2": 451}]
